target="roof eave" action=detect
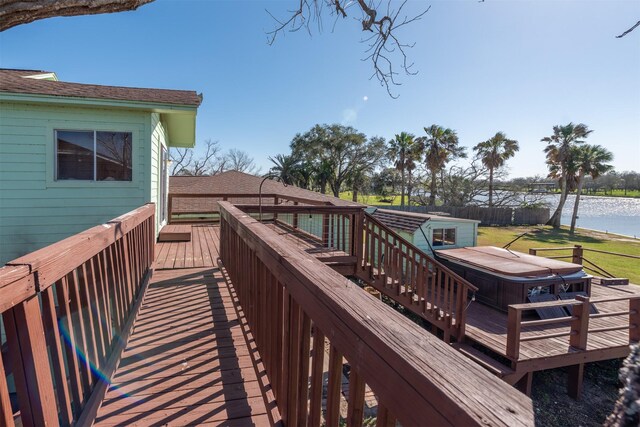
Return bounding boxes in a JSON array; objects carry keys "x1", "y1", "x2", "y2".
[{"x1": 0, "y1": 91, "x2": 200, "y2": 113}]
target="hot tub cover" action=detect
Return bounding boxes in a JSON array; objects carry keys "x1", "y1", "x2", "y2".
[{"x1": 436, "y1": 246, "x2": 584, "y2": 277}]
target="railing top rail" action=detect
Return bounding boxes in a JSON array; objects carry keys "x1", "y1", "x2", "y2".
[
  {"x1": 510, "y1": 299, "x2": 583, "y2": 311},
  {"x1": 583, "y1": 247, "x2": 640, "y2": 259},
  {"x1": 364, "y1": 212, "x2": 479, "y2": 292},
  {"x1": 169, "y1": 192, "x2": 335, "y2": 206},
  {"x1": 530, "y1": 246, "x2": 577, "y2": 252},
  {"x1": 236, "y1": 204, "x2": 364, "y2": 214},
  {"x1": 219, "y1": 202, "x2": 532, "y2": 426},
  {"x1": 4, "y1": 203, "x2": 155, "y2": 293}
]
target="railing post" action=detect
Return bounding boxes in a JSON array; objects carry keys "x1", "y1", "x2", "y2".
[
  {"x1": 570, "y1": 295, "x2": 590, "y2": 350},
  {"x1": 528, "y1": 248, "x2": 537, "y2": 256},
  {"x1": 456, "y1": 282, "x2": 468, "y2": 341},
  {"x1": 167, "y1": 194, "x2": 173, "y2": 224},
  {"x1": 293, "y1": 201, "x2": 298, "y2": 229},
  {"x1": 630, "y1": 297, "x2": 640, "y2": 343},
  {"x1": 506, "y1": 306, "x2": 522, "y2": 361},
  {"x1": 572, "y1": 245, "x2": 583, "y2": 265}
]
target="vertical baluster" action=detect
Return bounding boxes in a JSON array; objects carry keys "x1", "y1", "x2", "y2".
[
  {"x1": 308, "y1": 326, "x2": 325, "y2": 427},
  {"x1": 68, "y1": 270, "x2": 93, "y2": 389},
  {"x1": 347, "y1": 367, "x2": 365, "y2": 427},
  {"x1": 296, "y1": 312, "x2": 311, "y2": 427},
  {"x1": 326, "y1": 345, "x2": 343, "y2": 426},
  {"x1": 56, "y1": 276, "x2": 84, "y2": 414},
  {"x1": 85, "y1": 260, "x2": 107, "y2": 366},
  {"x1": 0, "y1": 349, "x2": 15, "y2": 427},
  {"x1": 78, "y1": 263, "x2": 100, "y2": 374},
  {"x1": 279, "y1": 289, "x2": 291, "y2": 417},
  {"x1": 97, "y1": 251, "x2": 114, "y2": 348},
  {"x1": 376, "y1": 403, "x2": 397, "y2": 427},
  {"x1": 286, "y1": 300, "x2": 302, "y2": 424},
  {"x1": 41, "y1": 285, "x2": 74, "y2": 426}
]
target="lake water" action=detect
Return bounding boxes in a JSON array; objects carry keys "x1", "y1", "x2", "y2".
[{"x1": 544, "y1": 194, "x2": 640, "y2": 238}]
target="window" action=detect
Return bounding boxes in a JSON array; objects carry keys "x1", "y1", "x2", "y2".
[
  {"x1": 56, "y1": 130, "x2": 132, "y2": 181},
  {"x1": 432, "y1": 228, "x2": 456, "y2": 246}
]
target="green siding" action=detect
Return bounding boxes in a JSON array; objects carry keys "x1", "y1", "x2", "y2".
[
  {"x1": 0, "y1": 101, "x2": 150, "y2": 264},
  {"x1": 150, "y1": 113, "x2": 168, "y2": 234}
]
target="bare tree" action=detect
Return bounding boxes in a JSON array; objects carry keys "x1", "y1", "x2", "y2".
[
  {"x1": 170, "y1": 139, "x2": 225, "y2": 176},
  {"x1": 224, "y1": 148, "x2": 260, "y2": 174},
  {"x1": 267, "y1": 0, "x2": 430, "y2": 97},
  {"x1": 0, "y1": 0, "x2": 154, "y2": 31}
]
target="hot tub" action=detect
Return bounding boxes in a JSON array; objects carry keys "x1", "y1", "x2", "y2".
[{"x1": 436, "y1": 246, "x2": 592, "y2": 312}]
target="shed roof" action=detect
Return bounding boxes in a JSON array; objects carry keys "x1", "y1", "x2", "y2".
[
  {"x1": 0, "y1": 68, "x2": 202, "y2": 107},
  {"x1": 369, "y1": 208, "x2": 479, "y2": 233},
  {"x1": 170, "y1": 171, "x2": 364, "y2": 207}
]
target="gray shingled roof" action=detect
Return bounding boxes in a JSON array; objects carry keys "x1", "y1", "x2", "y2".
[{"x1": 0, "y1": 69, "x2": 202, "y2": 107}]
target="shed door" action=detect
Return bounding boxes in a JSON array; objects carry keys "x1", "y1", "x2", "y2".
[{"x1": 160, "y1": 147, "x2": 168, "y2": 223}]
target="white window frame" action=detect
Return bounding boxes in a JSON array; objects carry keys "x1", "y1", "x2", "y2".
[{"x1": 432, "y1": 227, "x2": 457, "y2": 246}]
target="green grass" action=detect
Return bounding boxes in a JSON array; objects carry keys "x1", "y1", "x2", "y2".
[
  {"x1": 477, "y1": 225, "x2": 640, "y2": 284},
  {"x1": 338, "y1": 191, "x2": 409, "y2": 206}
]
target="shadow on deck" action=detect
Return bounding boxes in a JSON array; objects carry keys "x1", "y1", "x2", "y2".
[{"x1": 95, "y1": 265, "x2": 280, "y2": 426}]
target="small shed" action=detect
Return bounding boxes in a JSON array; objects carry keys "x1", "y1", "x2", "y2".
[{"x1": 366, "y1": 208, "x2": 479, "y2": 257}]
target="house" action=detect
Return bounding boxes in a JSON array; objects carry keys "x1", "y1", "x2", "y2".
[
  {"x1": 0, "y1": 68, "x2": 201, "y2": 264},
  {"x1": 365, "y1": 207, "x2": 479, "y2": 257}
]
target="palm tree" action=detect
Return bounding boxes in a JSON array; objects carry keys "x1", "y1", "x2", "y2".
[
  {"x1": 569, "y1": 144, "x2": 613, "y2": 234},
  {"x1": 387, "y1": 132, "x2": 420, "y2": 207},
  {"x1": 268, "y1": 154, "x2": 301, "y2": 185},
  {"x1": 542, "y1": 123, "x2": 593, "y2": 228},
  {"x1": 473, "y1": 132, "x2": 519, "y2": 207},
  {"x1": 417, "y1": 125, "x2": 466, "y2": 206}
]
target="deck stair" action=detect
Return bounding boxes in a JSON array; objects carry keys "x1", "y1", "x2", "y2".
[
  {"x1": 452, "y1": 343, "x2": 515, "y2": 380},
  {"x1": 158, "y1": 224, "x2": 192, "y2": 242}
]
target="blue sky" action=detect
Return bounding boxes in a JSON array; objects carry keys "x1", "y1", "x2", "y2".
[{"x1": 1, "y1": 0, "x2": 639, "y2": 177}]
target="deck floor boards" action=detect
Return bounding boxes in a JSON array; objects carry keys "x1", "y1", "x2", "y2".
[
  {"x1": 465, "y1": 283, "x2": 640, "y2": 365},
  {"x1": 95, "y1": 265, "x2": 278, "y2": 426}
]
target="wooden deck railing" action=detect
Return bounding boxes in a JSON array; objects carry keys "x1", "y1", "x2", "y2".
[
  {"x1": 0, "y1": 204, "x2": 155, "y2": 427},
  {"x1": 360, "y1": 213, "x2": 478, "y2": 341},
  {"x1": 506, "y1": 294, "x2": 640, "y2": 361},
  {"x1": 218, "y1": 202, "x2": 532, "y2": 426},
  {"x1": 168, "y1": 192, "x2": 330, "y2": 223},
  {"x1": 529, "y1": 244, "x2": 639, "y2": 280}
]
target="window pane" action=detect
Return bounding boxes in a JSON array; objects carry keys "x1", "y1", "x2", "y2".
[
  {"x1": 433, "y1": 229, "x2": 444, "y2": 246},
  {"x1": 57, "y1": 130, "x2": 94, "y2": 180},
  {"x1": 96, "y1": 132, "x2": 132, "y2": 181},
  {"x1": 444, "y1": 229, "x2": 456, "y2": 245}
]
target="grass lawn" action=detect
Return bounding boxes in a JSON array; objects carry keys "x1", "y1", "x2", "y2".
[
  {"x1": 477, "y1": 225, "x2": 640, "y2": 284},
  {"x1": 339, "y1": 191, "x2": 410, "y2": 206}
]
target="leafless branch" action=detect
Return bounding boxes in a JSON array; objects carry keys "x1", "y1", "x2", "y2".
[
  {"x1": 266, "y1": 0, "x2": 430, "y2": 97},
  {"x1": 616, "y1": 20, "x2": 640, "y2": 38}
]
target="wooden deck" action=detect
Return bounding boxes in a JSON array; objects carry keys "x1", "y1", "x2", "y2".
[
  {"x1": 155, "y1": 225, "x2": 220, "y2": 269},
  {"x1": 465, "y1": 283, "x2": 640, "y2": 371},
  {"x1": 156, "y1": 224, "x2": 354, "y2": 271},
  {"x1": 95, "y1": 265, "x2": 280, "y2": 425}
]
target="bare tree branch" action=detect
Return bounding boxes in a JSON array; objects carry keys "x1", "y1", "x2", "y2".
[
  {"x1": 0, "y1": 0, "x2": 154, "y2": 32},
  {"x1": 616, "y1": 20, "x2": 640, "y2": 38},
  {"x1": 267, "y1": 0, "x2": 430, "y2": 98},
  {"x1": 170, "y1": 139, "x2": 224, "y2": 176}
]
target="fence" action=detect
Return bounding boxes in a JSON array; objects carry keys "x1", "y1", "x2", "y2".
[
  {"x1": 374, "y1": 205, "x2": 550, "y2": 226},
  {"x1": 0, "y1": 204, "x2": 155, "y2": 426}
]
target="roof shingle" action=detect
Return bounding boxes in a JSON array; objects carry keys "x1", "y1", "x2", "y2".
[{"x1": 0, "y1": 69, "x2": 202, "y2": 107}]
